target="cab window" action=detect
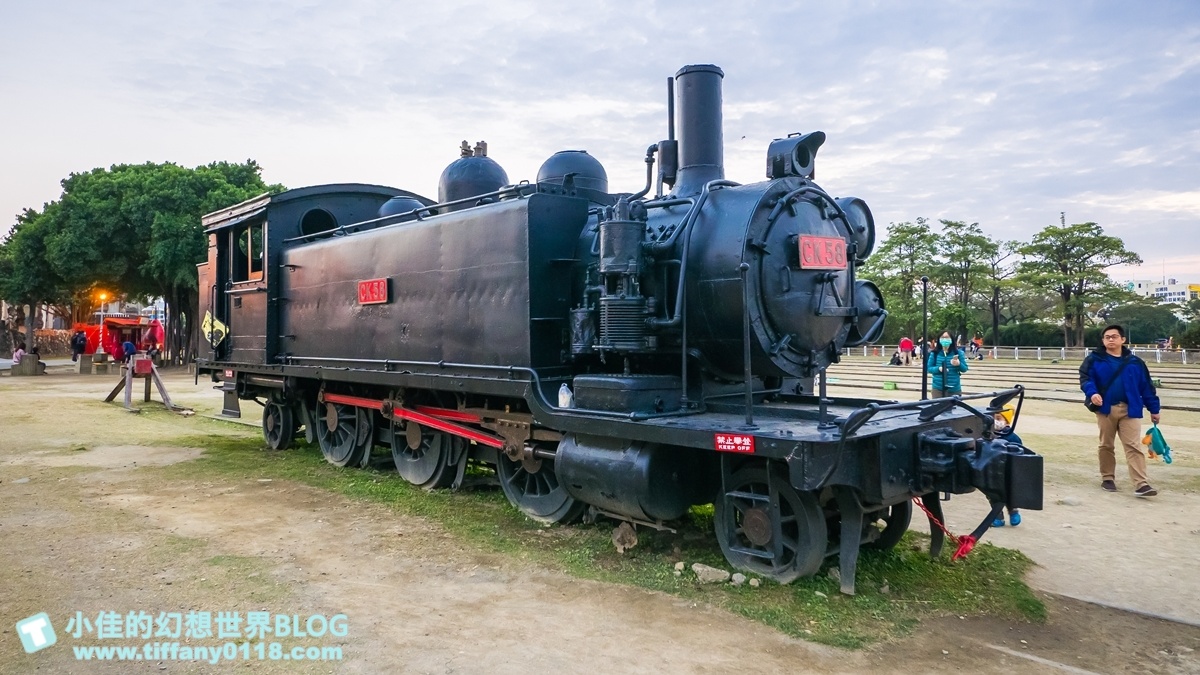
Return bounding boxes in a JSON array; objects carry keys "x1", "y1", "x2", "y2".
[{"x1": 231, "y1": 222, "x2": 264, "y2": 282}]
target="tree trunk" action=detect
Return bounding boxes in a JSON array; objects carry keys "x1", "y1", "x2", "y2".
[
  {"x1": 160, "y1": 285, "x2": 199, "y2": 366},
  {"x1": 162, "y1": 291, "x2": 175, "y2": 365},
  {"x1": 184, "y1": 287, "x2": 198, "y2": 365},
  {"x1": 24, "y1": 302, "x2": 35, "y2": 351},
  {"x1": 3, "y1": 304, "x2": 22, "y2": 354},
  {"x1": 166, "y1": 287, "x2": 182, "y2": 366}
]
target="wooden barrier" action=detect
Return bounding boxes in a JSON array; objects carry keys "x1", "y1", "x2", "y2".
[{"x1": 103, "y1": 355, "x2": 189, "y2": 413}]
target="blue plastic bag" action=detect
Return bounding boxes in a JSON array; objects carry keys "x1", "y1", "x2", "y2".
[{"x1": 1143, "y1": 424, "x2": 1172, "y2": 464}]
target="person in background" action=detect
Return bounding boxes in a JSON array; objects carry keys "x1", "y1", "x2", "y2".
[
  {"x1": 1080, "y1": 324, "x2": 1162, "y2": 497},
  {"x1": 991, "y1": 404, "x2": 1023, "y2": 527},
  {"x1": 927, "y1": 331, "x2": 968, "y2": 398},
  {"x1": 70, "y1": 330, "x2": 87, "y2": 362},
  {"x1": 121, "y1": 339, "x2": 138, "y2": 364},
  {"x1": 898, "y1": 336, "x2": 914, "y2": 366},
  {"x1": 12, "y1": 342, "x2": 26, "y2": 364},
  {"x1": 888, "y1": 350, "x2": 903, "y2": 366},
  {"x1": 972, "y1": 335, "x2": 985, "y2": 360}
]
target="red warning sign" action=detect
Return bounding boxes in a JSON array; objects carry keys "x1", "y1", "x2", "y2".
[{"x1": 715, "y1": 433, "x2": 756, "y2": 454}]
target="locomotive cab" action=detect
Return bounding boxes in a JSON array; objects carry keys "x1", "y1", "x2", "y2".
[{"x1": 198, "y1": 184, "x2": 432, "y2": 372}]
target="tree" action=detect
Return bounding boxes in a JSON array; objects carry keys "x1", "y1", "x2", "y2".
[
  {"x1": 857, "y1": 218, "x2": 939, "y2": 344},
  {"x1": 1106, "y1": 299, "x2": 1184, "y2": 345},
  {"x1": 931, "y1": 220, "x2": 998, "y2": 342},
  {"x1": 980, "y1": 240, "x2": 1022, "y2": 345},
  {"x1": 1181, "y1": 297, "x2": 1200, "y2": 324},
  {"x1": 1179, "y1": 322, "x2": 1200, "y2": 349},
  {"x1": 0, "y1": 206, "x2": 71, "y2": 350},
  {"x1": 1017, "y1": 222, "x2": 1141, "y2": 347},
  {"x1": 2, "y1": 160, "x2": 282, "y2": 363}
]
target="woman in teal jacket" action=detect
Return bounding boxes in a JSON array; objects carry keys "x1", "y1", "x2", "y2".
[{"x1": 927, "y1": 331, "x2": 969, "y2": 397}]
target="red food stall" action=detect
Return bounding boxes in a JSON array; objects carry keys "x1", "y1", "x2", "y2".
[{"x1": 72, "y1": 317, "x2": 165, "y2": 360}]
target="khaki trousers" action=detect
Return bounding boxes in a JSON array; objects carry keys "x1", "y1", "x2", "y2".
[{"x1": 1096, "y1": 402, "x2": 1149, "y2": 488}]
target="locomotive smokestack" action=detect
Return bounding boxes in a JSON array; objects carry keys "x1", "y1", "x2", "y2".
[{"x1": 672, "y1": 64, "x2": 724, "y2": 196}]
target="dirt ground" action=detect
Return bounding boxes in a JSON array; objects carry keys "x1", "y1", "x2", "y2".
[
  {"x1": 2, "y1": 368, "x2": 1199, "y2": 674},
  {"x1": 826, "y1": 361, "x2": 1200, "y2": 628}
]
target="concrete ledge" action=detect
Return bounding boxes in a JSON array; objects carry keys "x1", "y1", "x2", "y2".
[{"x1": 10, "y1": 356, "x2": 46, "y2": 376}]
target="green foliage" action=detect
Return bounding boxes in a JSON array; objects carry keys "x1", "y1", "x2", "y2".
[
  {"x1": 1106, "y1": 301, "x2": 1184, "y2": 344},
  {"x1": 1017, "y1": 222, "x2": 1141, "y2": 347},
  {"x1": 0, "y1": 206, "x2": 73, "y2": 346},
  {"x1": 1181, "y1": 298, "x2": 1200, "y2": 324},
  {"x1": 39, "y1": 160, "x2": 279, "y2": 297},
  {"x1": 979, "y1": 240, "x2": 1022, "y2": 346},
  {"x1": 931, "y1": 220, "x2": 998, "y2": 340},
  {"x1": 858, "y1": 218, "x2": 938, "y2": 342},
  {"x1": 0, "y1": 206, "x2": 71, "y2": 308},
  {"x1": 996, "y1": 322, "x2": 1066, "y2": 347},
  {"x1": 0, "y1": 160, "x2": 283, "y2": 358},
  {"x1": 1179, "y1": 322, "x2": 1200, "y2": 349},
  {"x1": 858, "y1": 216, "x2": 1149, "y2": 349}
]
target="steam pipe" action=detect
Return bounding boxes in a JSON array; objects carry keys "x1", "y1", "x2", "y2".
[
  {"x1": 739, "y1": 262, "x2": 755, "y2": 427},
  {"x1": 630, "y1": 144, "x2": 658, "y2": 201},
  {"x1": 646, "y1": 180, "x2": 739, "y2": 330}
]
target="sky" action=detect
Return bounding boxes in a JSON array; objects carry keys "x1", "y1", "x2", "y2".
[{"x1": 2, "y1": 0, "x2": 1198, "y2": 283}]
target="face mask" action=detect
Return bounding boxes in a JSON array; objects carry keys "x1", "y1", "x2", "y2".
[{"x1": 939, "y1": 338, "x2": 952, "y2": 348}]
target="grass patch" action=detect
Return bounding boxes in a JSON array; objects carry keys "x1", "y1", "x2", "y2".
[
  {"x1": 159, "y1": 534, "x2": 207, "y2": 556},
  {"x1": 153, "y1": 429, "x2": 1044, "y2": 648}
]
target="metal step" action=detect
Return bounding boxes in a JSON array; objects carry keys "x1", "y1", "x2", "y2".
[
  {"x1": 725, "y1": 490, "x2": 771, "y2": 503},
  {"x1": 730, "y1": 545, "x2": 774, "y2": 560}
]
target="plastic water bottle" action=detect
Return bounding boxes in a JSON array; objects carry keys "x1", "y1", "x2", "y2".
[{"x1": 558, "y1": 383, "x2": 574, "y2": 408}]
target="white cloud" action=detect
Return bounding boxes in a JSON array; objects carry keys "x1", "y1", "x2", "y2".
[
  {"x1": 1, "y1": 0, "x2": 1198, "y2": 287},
  {"x1": 1076, "y1": 190, "x2": 1200, "y2": 217}
]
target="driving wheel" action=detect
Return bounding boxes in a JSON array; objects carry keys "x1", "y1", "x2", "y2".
[
  {"x1": 495, "y1": 445, "x2": 585, "y2": 524},
  {"x1": 316, "y1": 401, "x2": 371, "y2": 467},
  {"x1": 262, "y1": 396, "x2": 295, "y2": 451},
  {"x1": 391, "y1": 421, "x2": 457, "y2": 489},
  {"x1": 715, "y1": 464, "x2": 827, "y2": 583}
]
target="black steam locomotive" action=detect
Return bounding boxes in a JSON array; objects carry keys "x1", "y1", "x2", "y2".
[{"x1": 197, "y1": 65, "x2": 1042, "y2": 593}]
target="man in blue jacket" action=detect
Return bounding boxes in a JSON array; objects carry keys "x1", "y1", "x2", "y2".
[{"x1": 1079, "y1": 324, "x2": 1162, "y2": 497}]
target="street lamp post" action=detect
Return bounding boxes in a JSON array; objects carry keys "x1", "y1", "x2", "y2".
[
  {"x1": 920, "y1": 276, "x2": 930, "y2": 400},
  {"x1": 96, "y1": 293, "x2": 108, "y2": 354}
]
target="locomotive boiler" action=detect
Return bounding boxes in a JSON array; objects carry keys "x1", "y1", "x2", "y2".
[{"x1": 197, "y1": 64, "x2": 1042, "y2": 593}]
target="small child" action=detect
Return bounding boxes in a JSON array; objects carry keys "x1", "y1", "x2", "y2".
[{"x1": 992, "y1": 405, "x2": 1023, "y2": 527}]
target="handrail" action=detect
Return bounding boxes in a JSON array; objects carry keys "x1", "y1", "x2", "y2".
[
  {"x1": 281, "y1": 183, "x2": 538, "y2": 244},
  {"x1": 280, "y1": 355, "x2": 703, "y2": 422}
]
